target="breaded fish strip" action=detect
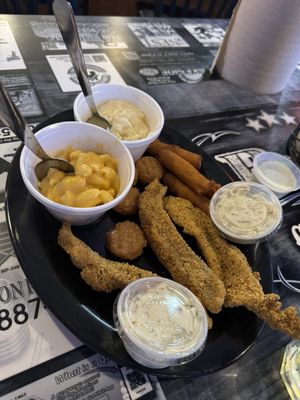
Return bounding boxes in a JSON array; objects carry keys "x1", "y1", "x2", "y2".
[
  {"x1": 58, "y1": 224, "x2": 155, "y2": 292},
  {"x1": 163, "y1": 196, "x2": 222, "y2": 277},
  {"x1": 164, "y1": 196, "x2": 300, "y2": 339},
  {"x1": 138, "y1": 180, "x2": 225, "y2": 314}
]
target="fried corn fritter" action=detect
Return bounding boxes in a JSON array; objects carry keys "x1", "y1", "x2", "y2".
[
  {"x1": 138, "y1": 179, "x2": 225, "y2": 314},
  {"x1": 105, "y1": 221, "x2": 147, "y2": 260},
  {"x1": 164, "y1": 196, "x2": 300, "y2": 339},
  {"x1": 58, "y1": 224, "x2": 155, "y2": 292}
]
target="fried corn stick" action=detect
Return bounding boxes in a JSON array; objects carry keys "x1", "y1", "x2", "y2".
[
  {"x1": 164, "y1": 196, "x2": 300, "y2": 339},
  {"x1": 138, "y1": 179, "x2": 225, "y2": 314},
  {"x1": 155, "y1": 148, "x2": 221, "y2": 198},
  {"x1": 58, "y1": 224, "x2": 156, "y2": 292},
  {"x1": 148, "y1": 139, "x2": 202, "y2": 169},
  {"x1": 162, "y1": 172, "x2": 210, "y2": 214}
]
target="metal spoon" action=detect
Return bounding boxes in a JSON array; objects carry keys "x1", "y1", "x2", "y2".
[
  {"x1": 0, "y1": 81, "x2": 74, "y2": 181},
  {"x1": 53, "y1": 0, "x2": 112, "y2": 130}
]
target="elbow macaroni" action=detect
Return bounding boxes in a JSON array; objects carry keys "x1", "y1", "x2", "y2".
[{"x1": 38, "y1": 147, "x2": 120, "y2": 208}]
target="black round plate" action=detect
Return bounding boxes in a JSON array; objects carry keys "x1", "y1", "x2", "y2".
[{"x1": 5, "y1": 110, "x2": 272, "y2": 377}]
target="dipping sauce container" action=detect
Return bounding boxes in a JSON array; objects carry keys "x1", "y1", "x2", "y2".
[
  {"x1": 113, "y1": 277, "x2": 208, "y2": 369},
  {"x1": 209, "y1": 181, "x2": 282, "y2": 244},
  {"x1": 252, "y1": 151, "x2": 300, "y2": 198}
]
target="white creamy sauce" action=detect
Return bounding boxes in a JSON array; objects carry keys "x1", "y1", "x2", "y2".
[
  {"x1": 124, "y1": 282, "x2": 202, "y2": 352},
  {"x1": 258, "y1": 160, "x2": 297, "y2": 191},
  {"x1": 215, "y1": 185, "x2": 280, "y2": 237},
  {"x1": 98, "y1": 100, "x2": 149, "y2": 141}
]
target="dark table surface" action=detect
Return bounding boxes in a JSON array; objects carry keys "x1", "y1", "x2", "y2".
[{"x1": 1, "y1": 13, "x2": 300, "y2": 400}]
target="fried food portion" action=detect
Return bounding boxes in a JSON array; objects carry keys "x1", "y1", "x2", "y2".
[
  {"x1": 148, "y1": 139, "x2": 202, "y2": 169},
  {"x1": 164, "y1": 196, "x2": 300, "y2": 339},
  {"x1": 155, "y1": 148, "x2": 221, "y2": 198},
  {"x1": 138, "y1": 179, "x2": 225, "y2": 314},
  {"x1": 164, "y1": 196, "x2": 222, "y2": 277},
  {"x1": 113, "y1": 187, "x2": 140, "y2": 215},
  {"x1": 162, "y1": 172, "x2": 210, "y2": 214},
  {"x1": 105, "y1": 221, "x2": 147, "y2": 260},
  {"x1": 247, "y1": 293, "x2": 300, "y2": 339},
  {"x1": 58, "y1": 223, "x2": 155, "y2": 292},
  {"x1": 136, "y1": 156, "x2": 164, "y2": 184},
  {"x1": 132, "y1": 168, "x2": 139, "y2": 186}
]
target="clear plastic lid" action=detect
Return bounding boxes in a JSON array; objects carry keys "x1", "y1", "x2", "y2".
[
  {"x1": 113, "y1": 277, "x2": 208, "y2": 368},
  {"x1": 252, "y1": 151, "x2": 300, "y2": 196},
  {"x1": 209, "y1": 181, "x2": 283, "y2": 244},
  {"x1": 280, "y1": 340, "x2": 300, "y2": 400}
]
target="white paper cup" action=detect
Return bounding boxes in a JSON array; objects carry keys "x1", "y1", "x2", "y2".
[
  {"x1": 20, "y1": 121, "x2": 135, "y2": 225},
  {"x1": 73, "y1": 84, "x2": 164, "y2": 161}
]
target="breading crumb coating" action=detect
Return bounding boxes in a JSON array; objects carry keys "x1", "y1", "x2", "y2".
[
  {"x1": 138, "y1": 179, "x2": 225, "y2": 314},
  {"x1": 58, "y1": 223, "x2": 155, "y2": 292},
  {"x1": 164, "y1": 196, "x2": 300, "y2": 339}
]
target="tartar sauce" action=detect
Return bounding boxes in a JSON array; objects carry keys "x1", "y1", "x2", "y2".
[
  {"x1": 88, "y1": 100, "x2": 150, "y2": 141},
  {"x1": 114, "y1": 277, "x2": 208, "y2": 368},
  {"x1": 126, "y1": 282, "x2": 200, "y2": 349},
  {"x1": 212, "y1": 183, "x2": 281, "y2": 239}
]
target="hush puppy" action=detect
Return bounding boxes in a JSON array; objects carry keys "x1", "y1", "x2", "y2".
[
  {"x1": 136, "y1": 156, "x2": 164, "y2": 184},
  {"x1": 105, "y1": 221, "x2": 147, "y2": 260},
  {"x1": 113, "y1": 187, "x2": 140, "y2": 215}
]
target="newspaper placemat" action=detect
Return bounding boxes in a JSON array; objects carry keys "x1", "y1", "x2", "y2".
[
  {"x1": 0, "y1": 21, "x2": 26, "y2": 70},
  {"x1": 46, "y1": 53, "x2": 125, "y2": 92},
  {"x1": 2, "y1": 353, "x2": 166, "y2": 400}
]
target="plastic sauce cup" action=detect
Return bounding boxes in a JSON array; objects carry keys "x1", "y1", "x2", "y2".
[
  {"x1": 113, "y1": 277, "x2": 208, "y2": 369},
  {"x1": 252, "y1": 151, "x2": 300, "y2": 198},
  {"x1": 209, "y1": 181, "x2": 283, "y2": 244}
]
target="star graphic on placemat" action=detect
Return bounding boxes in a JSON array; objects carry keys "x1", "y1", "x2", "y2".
[
  {"x1": 279, "y1": 112, "x2": 297, "y2": 125},
  {"x1": 258, "y1": 110, "x2": 281, "y2": 127},
  {"x1": 245, "y1": 117, "x2": 264, "y2": 132}
]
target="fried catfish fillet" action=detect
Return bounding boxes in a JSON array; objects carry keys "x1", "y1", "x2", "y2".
[
  {"x1": 164, "y1": 196, "x2": 300, "y2": 339},
  {"x1": 138, "y1": 180, "x2": 225, "y2": 314},
  {"x1": 58, "y1": 224, "x2": 155, "y2": 292}
]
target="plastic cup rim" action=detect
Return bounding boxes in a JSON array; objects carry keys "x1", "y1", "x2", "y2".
[
  {"x1": 115, "y1": 277, "x2": 208, "y2": 361},
  {"x1": 209, "y1": 181, "x2": 283, "y2": 243}
]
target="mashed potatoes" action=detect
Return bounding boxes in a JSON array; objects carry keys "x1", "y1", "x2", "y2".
[
  {"x1": 38, "y1": 148, "x2": 120, "y2": 208},
  {"x1": 87, "y1": 100, "x2": 150, "y2": 141}
]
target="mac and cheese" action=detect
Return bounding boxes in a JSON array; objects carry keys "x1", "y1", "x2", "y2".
[{"x1": 38, "y1": 147, "x2": 120, "y2": 208}]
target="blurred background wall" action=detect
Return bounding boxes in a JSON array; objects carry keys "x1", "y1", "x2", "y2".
[{"x1": 0, "y1": 0, "x2": 237, "y2": 18}]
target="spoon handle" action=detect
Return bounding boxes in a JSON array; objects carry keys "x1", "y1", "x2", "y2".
[
  {"x1": 53, "y1": 0, "x2": 97, "y2": 114},
  {"x1": 0, "y1": 81, "x2": 49, "y2": 160}
]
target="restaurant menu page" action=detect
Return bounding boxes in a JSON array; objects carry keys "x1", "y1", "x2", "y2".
[
  {"x1": 127, "y1": 22, "x2": 189, "y2": 48},
  {"x1": 0, "y1": 73, "x2": 44, "y2": 118},
  {"x1": 0, "y1": 126, "x2": 166, "y2": 400},
  {"x1": 182, "y1": 23, "x2": 225, "y2": 49},
  {"x1": 30, "y1": 20, "x2": 128, "y2": 51},
  {"x1": 46, "y1": 53, "x2": 125, "y2": 92},
  {"x1": 0, "y1": 250, "x2": 83, "y2": 382},
  {"x1": 120, "y1": 49, "x2": 211, "y2": 86},
  {"x1": 0, "y1": 21, "x2": 26, "y2": 71},
  {"x1": 2, "y1": 354, "x2": 166, "y2": 400}
]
